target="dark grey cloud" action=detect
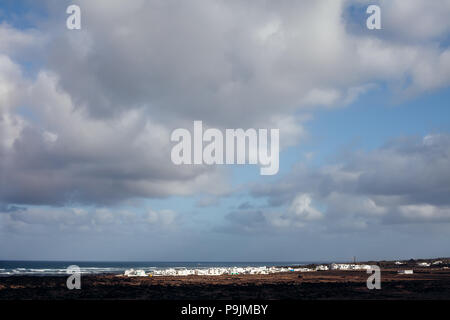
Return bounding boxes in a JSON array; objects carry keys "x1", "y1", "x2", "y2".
[
  {"x1": 0, "y1": 68, "x2": 229, "y2": 206},
  {"x1": 0, "y1": 203, "x2": 25, "y2": 213},
  {"x1": 237, "y1": 201, "x2": 254, "y2": 210},
  {"x1": 353, "y1": 135, "x2": 450, "y2": 206},
  {"x1": 219, "y1": 210, "x2": 269, "y2": 234}
]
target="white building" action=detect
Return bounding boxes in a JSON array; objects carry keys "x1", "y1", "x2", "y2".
[
  {"x1": 315, "y1": 265, "x2": 329, "y2": 271},
  {"x1": 123, "y1": 265, "x2": 327, "y2": 277},
  {"x1": 417, "y1": 262, "x2": 431, "y2": 267},
  {"x1": 398, "y1": 270, "x2": 414, "y2": 274},
  {"x1": 330, "y1": 263, "x2": 373, "y2": 271}
]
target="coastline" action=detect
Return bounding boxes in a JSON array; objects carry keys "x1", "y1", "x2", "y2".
[{"x1": 0, "y1": 258, "x2": 449, "y2": 300}]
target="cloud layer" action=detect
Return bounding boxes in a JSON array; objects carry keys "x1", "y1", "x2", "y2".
[
  {"x1": 0, "y1": 1, "x2": 450, "y2": 260},
  {"x1": 2, "y1": 0, "x2": 450, "y2": 206},
  {"x1": 239, "y1": 134, "x2": 450, "y2": 233}
]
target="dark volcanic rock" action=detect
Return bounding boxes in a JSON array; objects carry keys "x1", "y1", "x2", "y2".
[{"x1": 0, "y1": 269, "x2": 449, "y2": 300}]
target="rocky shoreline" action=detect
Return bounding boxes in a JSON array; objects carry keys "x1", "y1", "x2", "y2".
[{"x1": 1, "y1": 260, "x2": 449, "y2": 300}]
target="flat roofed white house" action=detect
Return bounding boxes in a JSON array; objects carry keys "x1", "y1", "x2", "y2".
[
  {"x1": 417, "y1": 262, "x2": 431, "y2": 267},
  {"x1": 398, "y1": 270, "x2": 414, "y2": 274}
]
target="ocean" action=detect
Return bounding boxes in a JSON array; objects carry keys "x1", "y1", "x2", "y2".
[{"x1": 0, "y1": 261, "x2": 318, "y2": 276}]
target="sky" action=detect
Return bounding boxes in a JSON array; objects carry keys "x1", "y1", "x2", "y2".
[{"x1": 1, "y1": 0, "x2": 450, "y2": 262}]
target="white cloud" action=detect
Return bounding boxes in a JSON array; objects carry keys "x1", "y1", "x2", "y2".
[
  {"x1": 0, "y1": 205, "x2": 178, "y2": 234},
  {"x1": 398, "y1": 204, "x2": 450, "y2": 222},
  {"x1": 380, "y1": 0, "x2": 450, "y2": 41},
  {"x1": 145, "y1": 209, "x2": 176, "y2": 226},
  {"x1": 289, "y1": 194, "x2": 323, "y2": 221},
  {"x1": 0, "y1": 23, "x2": 44, "y2": 56},
  {"x1": 302, "y1": 88, "x2": 342, "y2": 107},
  {"x1": 40, "y1": 0, "x2": 450, "y2": 124},
  {"x1": 249, "y1": 134, "x2": 450, "y2": 230}
]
